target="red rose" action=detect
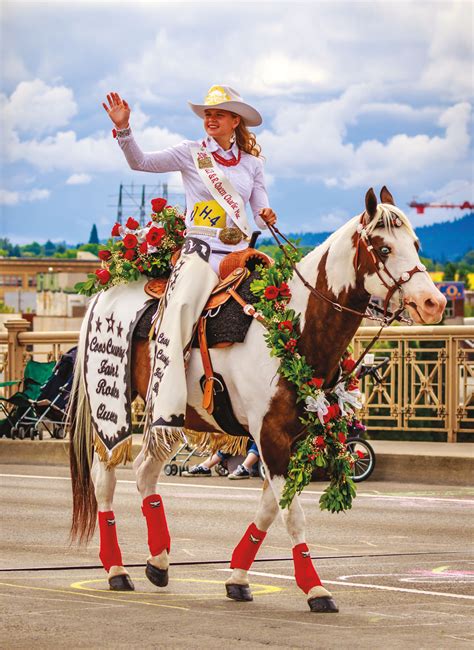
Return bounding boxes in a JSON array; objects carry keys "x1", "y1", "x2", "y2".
[
  {"x1": 356, "y1": 450, "x2": 365, "y2": 459},
  {"x1": 123, "y1": 233, "x2": 138, "y2": 249},
  {"x1": 124, "y1": 249, "x2": 136, "y2": 261},
  {"x1": 98, "y1": 249, "x2": 111, "y2": 261},
  {"x1": 125, "y1": 216, "x2": 139, "y2": 230},
  {"x1": 338, "y1": 432, "x2": 346, "y2": 443},
  {"x1": 278, "y1": 320, "x2": 293, "y2": 332},
  {"x1": 308, "y1": 454, "x2": 316, "y2": 461},
  {"x1": 315, "y1": 435, "x2": 326, "y2": 448},
  {"x1": 264, "y1": 285, "x2": 279, "y2": 300},
  {"x1": 342, "y1": 358, "x2": 356, "y2": 373},
  {"x1": 308, "y1": 377, "x2": 323, "y2": 389},
  {"x1": 95, "y1": 268, "x2": 111, "y2": 285},
  {"x1": 278, "y1": 282, "x2": 291, "y2": 298},
  {"x1": 146, "y1": 227, "x2": 165, "y2": 247},
  {"x1": 284, "y1": 338, "x2": 297, "y2": 351},
  {"x1": 151, "y1": 197, "x2": 167, "y2": 214},
  {"x1": 139, "y1": 241, "x2": 148, "y2": 254},
  {"x1": 137, "y1": 264, "x2": 144, "y2": 272},
  {"x1": 324, "y1": 404, "x2": 341, "y2": 423},
  {"x1": 111, "y1": 223, "x2": 121, "y2": 237}
]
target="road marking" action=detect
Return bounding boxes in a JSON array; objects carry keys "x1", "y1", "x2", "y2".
[
  {"x1": 233, "y1": 570, "x2": 474, "y2": 601},
  {"x1": 0, "y1": 580, "x2": 189, "y2": 611},
  {"x1": 1, "y1": 473, "x2": 473, "y2": 505}
]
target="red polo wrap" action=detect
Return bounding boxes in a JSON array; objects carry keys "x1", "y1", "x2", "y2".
[
  {"x1": 141, "y1": 494, "x2": 171, "y2": 556},
  {"x1": 230, "y1": 522, "x2": 267, "y2": 570},
  {"x1": 98, "y1": 510, "x2": 123, "y2": 571},
  {"x1": 292, "y1": 543, "x2": 322, "y2": 593}
]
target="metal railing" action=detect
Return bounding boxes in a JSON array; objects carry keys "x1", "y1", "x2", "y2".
[{"x1": 1, "y1": 320, "x2": 473, "y2": 442}]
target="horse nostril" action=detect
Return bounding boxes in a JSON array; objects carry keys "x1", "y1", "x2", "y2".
[{"x1": 424, "y1": 298, "x2": 436, "y2": 311}]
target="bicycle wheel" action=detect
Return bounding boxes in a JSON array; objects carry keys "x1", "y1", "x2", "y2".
[{"x1": 347, "y1": 437, "x2": 376, "y2": 482}]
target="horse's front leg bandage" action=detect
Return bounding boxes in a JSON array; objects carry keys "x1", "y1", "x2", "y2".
[
  {"x1": 230, "y1": 522, "x2": 267, "y2": 570},
  {"x1": 292, "y1": 543, "x2": 322, "y2": 593},
  {"x1": 98, "y1": 511, "x2": 123, "y2": 571},
  {"x1": 142, "y1": 494, "x2": 171, "y2": 556}
]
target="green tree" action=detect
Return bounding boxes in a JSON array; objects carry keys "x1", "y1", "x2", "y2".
[
  {"x1": 89, "y1": 224, "x2": 99, "y2": 244},
  {"x1": 9, "y1": 245, "x2": 21, "y2": 257},
  {"x1": 44, "y1": 240, "x2": 56, "y2": 256},
  {"x1": 443, "y1": 262, "x2": 457, "y2": 280},
  {"x1": 78, "y1": 243, "x2": 100, "y2": 256},
  {"x1": 22, "y1": 241, "x2": 43, "y2": 256}
]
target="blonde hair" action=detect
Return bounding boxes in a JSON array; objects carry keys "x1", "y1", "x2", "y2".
[{"x1": 234, "y1": 118, "x2": 262, "y2": 158}]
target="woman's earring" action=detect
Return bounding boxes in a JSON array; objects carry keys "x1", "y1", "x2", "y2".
[{"x1": 230, "y1": 130, "x2": 236, "y2": 144}]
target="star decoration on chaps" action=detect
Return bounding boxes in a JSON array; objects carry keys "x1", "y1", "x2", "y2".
[
  {"x1": 117, "y1": 321, "x2": 123, "y2": 338},
  {"x1": 106, "y1": 313, "x2": 115, "y2": 334},
  {"x1": 95, "y1": 317, "x2": 102, "y2": 333}
]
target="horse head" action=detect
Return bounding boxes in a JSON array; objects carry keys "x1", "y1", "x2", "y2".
[{"x1": 354, "y1": 186, "x2": 446, "y2": 324}]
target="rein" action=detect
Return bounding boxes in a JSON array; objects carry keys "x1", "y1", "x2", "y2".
[{"x1": 266, "y1": 218, "x2": 425, "y2": 381}]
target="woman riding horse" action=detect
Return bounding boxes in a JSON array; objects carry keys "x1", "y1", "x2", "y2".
[{"x1": 103, "y1": 85, "x2": 277, "y2": 438}]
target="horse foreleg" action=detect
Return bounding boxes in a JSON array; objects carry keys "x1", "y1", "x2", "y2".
[
  {"x1": 135, "y1": 447, "x2": 178, "y2": 588},
  {"x1": 225, "y1": 479, "x2": 279, "y2": 602},
  {"x1": 91, "y1": 457, "x2": 134, "y2": 591},
  {"x1": 269, "y1": 476, "x2": 338, "y2": 613}
]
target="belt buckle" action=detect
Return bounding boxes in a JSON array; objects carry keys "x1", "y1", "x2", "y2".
[{"x1": 218, "y1": 227, "x2": 243, "y2": 245}]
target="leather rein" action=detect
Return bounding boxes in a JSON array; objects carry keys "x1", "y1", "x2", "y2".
[{"x1": 266, "y1": 213, "x2": 427, "y2": 378}]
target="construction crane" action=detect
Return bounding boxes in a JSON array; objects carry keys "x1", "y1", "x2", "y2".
[{"x1": 408, "y1": 200, "x2": 474, "y2": 214}]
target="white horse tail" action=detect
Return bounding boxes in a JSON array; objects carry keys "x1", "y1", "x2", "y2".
[{"x1": 67, "y1": 304, "x2": 97, "y2": 543}]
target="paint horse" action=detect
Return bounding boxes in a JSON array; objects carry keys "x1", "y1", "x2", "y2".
[{"x1": 69, "y1": 187, "x2": 446, "y2": 613}]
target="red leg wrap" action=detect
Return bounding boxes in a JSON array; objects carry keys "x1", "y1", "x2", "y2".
[
  {"x1": 98, "y1": 511, "x2": 123, "y2": 572},
  {"x1": 292, "y1": 543, "x2": 322, "y2": 594},
  {"x1": 141, "y1": 494, "x2": 171, "y2": 556},
  {"x1": 230, "y1": 523, "x2": 267, "y2": 570}
]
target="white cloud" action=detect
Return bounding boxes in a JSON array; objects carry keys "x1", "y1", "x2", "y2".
[
  {"x1": 0, "y1": 188, "x2": 50, "y2": 205},
  {"x1": 2, "y1": 79, "x2": 78, "y2": 136},
  {"x1": 66, "y1": 173, "x2": 92, "y2": 185}
]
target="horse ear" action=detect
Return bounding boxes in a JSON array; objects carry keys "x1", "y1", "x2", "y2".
[
  {"x1": 380, "y1": 185, "x2": 395, "y2": 205},
  {"x1": 364, "y1": 188, "x2": 378, "y2": 220}
]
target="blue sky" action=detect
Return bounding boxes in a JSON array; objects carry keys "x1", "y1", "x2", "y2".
[{"x1": 1, "y1": 0, "x2": 472, "y2": 244}]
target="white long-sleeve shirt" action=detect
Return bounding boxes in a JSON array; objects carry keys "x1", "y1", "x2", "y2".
[{"x1": 117, "y1": 132, "x2": 269, "y2": 260}]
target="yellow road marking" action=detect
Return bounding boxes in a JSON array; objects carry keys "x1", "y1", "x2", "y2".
[
  {"x1": 0, "y1": 580, "x2": 188, "y2": 611},
  {"x1": 71, "y1": 577, "x2": 283, "y2": 601}
]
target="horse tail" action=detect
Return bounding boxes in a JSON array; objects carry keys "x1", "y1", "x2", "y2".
[{"x1": 67, "y1": 310, "x2": 97, "y2": 544}]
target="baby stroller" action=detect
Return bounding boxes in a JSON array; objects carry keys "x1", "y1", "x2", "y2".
[
  {"x1": 10, "y1": 347, "x2": 77, "y2": 440},
  {"x1": 0, "y1": 359, "x2": 56, "y2": 438}
]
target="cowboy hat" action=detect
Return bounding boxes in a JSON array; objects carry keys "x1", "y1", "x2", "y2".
[{"x1": 188, "y1": 85, "x2": 262, "y2": 127}]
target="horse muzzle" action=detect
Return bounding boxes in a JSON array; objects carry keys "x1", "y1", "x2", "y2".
[{"x1": 404, "y1": 289, "x2": 447, "y2": 324}]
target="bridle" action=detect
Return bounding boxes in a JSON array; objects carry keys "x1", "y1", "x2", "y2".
[{"x1": 266, "y1": 211, "x2": 427, "y2": 378}]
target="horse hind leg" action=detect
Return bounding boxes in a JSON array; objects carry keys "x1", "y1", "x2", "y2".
[
  {"x1": 91, "y1": 457, "x2": 134, "y2": 591},
  {"x1": 225, "y1": 479, "x2": 279, "y2": 602},
  {"x1": 135, "y1": 445, "x2": 179, "y2": 588}
]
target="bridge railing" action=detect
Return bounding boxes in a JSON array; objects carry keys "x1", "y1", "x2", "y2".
[{"x1": 1, "y1": 320, "x2": 473, "y2": 442}]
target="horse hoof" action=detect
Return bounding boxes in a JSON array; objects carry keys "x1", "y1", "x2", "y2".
[
  {"x1": 108, "y1": 574, "x2": 135, "y2": 591},
  {"x1": 145, "y1": 562, "x2": 169, "y2": 587},
  {"x1": 307, "y1": 596, "x2": 339, "y2": 613},
  {"x1": 226, "y1": 583, "x2": 253, "y2": 602}
]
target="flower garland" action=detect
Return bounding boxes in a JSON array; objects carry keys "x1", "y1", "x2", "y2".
[
  {"x1": 75, "y1": 198, "x2": 185, "y2": 296},
  {"x1": 250, "y1": 244, "x2": 363, "y2": 513}
]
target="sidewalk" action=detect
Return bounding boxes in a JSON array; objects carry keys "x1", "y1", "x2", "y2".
[{"x1": 0, "y1": 436, "x2": 472, "y2": 486}]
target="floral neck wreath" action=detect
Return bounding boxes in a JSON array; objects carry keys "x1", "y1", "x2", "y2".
[{"x1": 250, "y1": 245, "x2": 363, "y2": 513}]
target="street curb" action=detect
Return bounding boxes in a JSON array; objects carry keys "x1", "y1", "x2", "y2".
[{"x1": 0, "y1": 439, "x2": 472, "y2": 485}]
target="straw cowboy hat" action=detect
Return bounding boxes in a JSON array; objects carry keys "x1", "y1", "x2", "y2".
[{"x1": 188, "y1": 85, "x2": 262, "y2": 127}]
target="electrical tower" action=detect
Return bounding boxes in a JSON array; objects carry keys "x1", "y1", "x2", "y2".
[{"x1": 110, "y1": 182, "x2": 185, "y2": 226}]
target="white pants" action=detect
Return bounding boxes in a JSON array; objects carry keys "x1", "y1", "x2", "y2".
[{"x1": 148, "y1": 237, "x2": 219, "y2": 432}]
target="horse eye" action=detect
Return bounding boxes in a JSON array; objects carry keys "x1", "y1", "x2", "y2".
[{"x1": 380, "y1": 246, "x2": 391, "y2": 256}]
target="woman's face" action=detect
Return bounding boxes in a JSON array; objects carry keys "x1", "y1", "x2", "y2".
[{"x1": 203, "y1": 108, "x2": 240, "y2": 139}]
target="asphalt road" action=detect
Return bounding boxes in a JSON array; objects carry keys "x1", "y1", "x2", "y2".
[{"x1": 1, "y1": 464, "x2": 473, "y2": 649}]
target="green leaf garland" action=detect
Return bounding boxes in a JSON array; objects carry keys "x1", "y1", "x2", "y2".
[{"x1": 250, "y1": 243, "x2": 361, "y2": 513}]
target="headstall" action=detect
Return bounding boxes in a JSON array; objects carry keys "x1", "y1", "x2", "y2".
[{"x1": 267, "y1": 213, "x2": 427, "y2": 381}]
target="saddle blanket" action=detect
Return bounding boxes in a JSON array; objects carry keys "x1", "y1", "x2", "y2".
[{"x1": 84, "y1": 279, "x2": 153, "y2": 461}]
